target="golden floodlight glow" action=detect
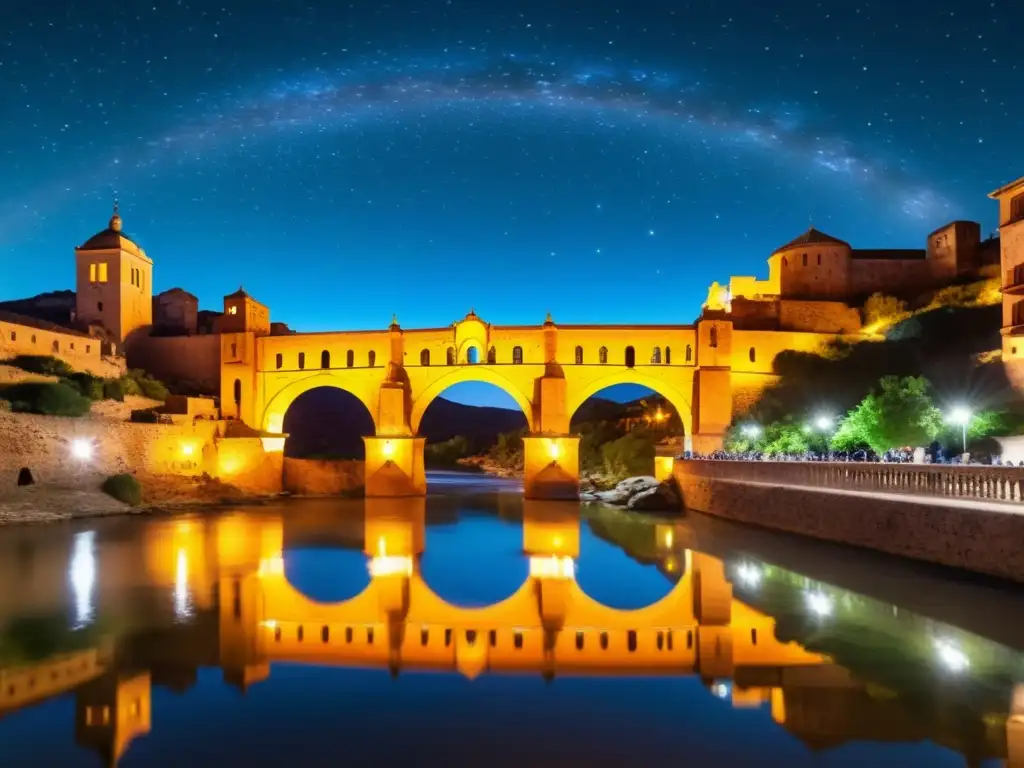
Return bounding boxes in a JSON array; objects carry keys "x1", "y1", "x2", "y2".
[
  {"x1": 382, "y1": 439, "x2": 395, "y2": 459},
  {"x1": 260, "y1": 619, "x2": 278, "y2": 630},
  {"x1": 663, "y1": 529, "x2": 674, "y2": 549},
  {"x1": 529, "y1": 555, "x2": 575, "y2": 580},
  {"x1": 180, "y1": 443, "x2": 195, "y2": 457},
  {"x1": 258, "y1": 555, "x2": 284, "y2": 577},
  {"x1": 547, "y1": 439, "x2": 561, "y2": 461},
  {"x1": 368, "y1": 555, "x2": 413, "y2": 578},
  {"x1": 260, "y1": 436, "x2": 286, "y2": 453}
]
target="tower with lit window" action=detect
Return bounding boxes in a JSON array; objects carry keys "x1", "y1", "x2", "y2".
[
  {"x1": 220, "y1": 287, "x2": 270, "y2": 423},
  {"x1": 990, "y1": 176, "x2": 1024, "y2": 394},
  {"x1": 74, "y1": 203, "x2": 153, "y2": 345}
]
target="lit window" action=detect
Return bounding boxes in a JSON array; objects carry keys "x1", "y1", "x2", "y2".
[
  {"x1": 228, "y1": 306, "x2": 238, "y2": 315},
  {"x1": 97, "y1": 263, "x2": 108, "y2": 282},
  {"x1": 89, "y1": 264, "x2": 96, "y2": 282}
]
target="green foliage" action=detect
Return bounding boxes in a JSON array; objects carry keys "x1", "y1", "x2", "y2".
[
  {"x1": 835, "y1": 376, "x2": 943, "y2": 454},
  {"x1": 600, "y1": 430, "x2": 656, "y2": 481},
  {"x1": 487, "y1": 428, "x2": 526, "y2": 471},
  {"x1": 578, "y1": 421, "x2": 627, "y2": 473},
  {"x1": 863, "y1": 293, "x2": 908, "y2": 329},
  {"x1": 102, "y1": 377, "x2": 126, "y2": 402},
  {"x1": 122, "y1": 369, "x2": 169, "y2": 401},
  {"x1": 725, "y1": 419, "x2": 823, "y2": 456},
  {"x1": 129, "y1": 408, "x2": 160, "y2": 424},
  {"x1": 424, "y1": 435, "x2": 472, "y2": 467},
  {"x1": 0, "y1": 382, "x2": 91, "y2": 417},
  {"x1": 2, "y1": 355, "x2": 75, "y2": 377},
  {"x1": 64, "y1": 372, "x2": 104, "y2": 401},
  {"x1": 101, "y1": 473, "x2": 142, "y2": 506}
]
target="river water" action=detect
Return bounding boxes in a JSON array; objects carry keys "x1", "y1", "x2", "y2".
[{"x1": 1, "y1": 471, "x2": 1023, "y2": 766}]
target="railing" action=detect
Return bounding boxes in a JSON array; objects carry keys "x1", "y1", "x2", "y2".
[{"x1": 679, "y1": 459, "x2": 1024, "y2": 504}]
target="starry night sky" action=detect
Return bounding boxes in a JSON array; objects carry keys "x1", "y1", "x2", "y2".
[{"x1": 1, "y1": 1, "x2": 1020, "y2": 404}]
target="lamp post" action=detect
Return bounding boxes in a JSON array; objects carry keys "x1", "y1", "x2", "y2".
[
  {"x1": 948, "y1": 407, "x2": 972, "y2": 456},
  {"x1": 741, "y1": 424, "x2": 761, "y2": 444},
  {"x1": 813, "y1": 416, "x2": 834, "y2": 458}
]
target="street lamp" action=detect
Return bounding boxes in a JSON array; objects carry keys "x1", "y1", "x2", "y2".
[
  {"x1": 740, "y1": 424, "x2": 761, "y2": 439},
  {"x1": 948, "y1": 407, "x2": 972, "y2": 455},
  {"x1": 812, "y1": 416, "x2": 834, "y2": 457}
]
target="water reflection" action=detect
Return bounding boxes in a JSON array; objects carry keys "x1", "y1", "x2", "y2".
[{"x1": 0, "y1": 494, "x2": 1021, "y2": 766}]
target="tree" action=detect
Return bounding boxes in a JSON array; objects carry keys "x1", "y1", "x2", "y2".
[
  {"x1": 863, "y1": 293, "x2": 908, "y2": 330},
  {"x1": 834, "y1": 376, "x2": 943, "y2": 454}
]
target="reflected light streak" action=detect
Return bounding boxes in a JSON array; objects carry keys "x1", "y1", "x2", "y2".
[
  {"x1": 804, "y1": 590, "x2": 833, "y2": 617},
  {"x1": 934, "y1": 639, "x2": 970, "y2": 673},
  {"x1": 174, "y1": 547, "x2": 193, "y2": 621},
  {"x1": 69, "y1": 531, "x2": 96, "y2": 629},
  {"x1": 368, "y1": 555, "x2": 413, "y2": 577},
  {"x1": 736, "y1": 562, "x2": 763, "y2": 587},
  {"x1": 529, "y1": 555, "x2": 575, "y2": 580}
]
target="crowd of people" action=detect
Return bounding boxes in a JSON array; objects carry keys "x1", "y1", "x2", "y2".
[{"x1": 681, "y1": 445, "x2": 1021, "y2": 466}]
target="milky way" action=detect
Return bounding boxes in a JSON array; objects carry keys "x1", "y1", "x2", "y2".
[
  {"x1": 5, "y1": 51, "x2": 946, "y2": 239},
  {"x1": 155, "y1": 54, "x2": 947, "y2": 218}
]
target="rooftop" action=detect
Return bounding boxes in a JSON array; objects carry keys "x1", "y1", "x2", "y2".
[
  {"x1": 989, "y1": 176, "x2": 1024, "y2": 199},
  {"x1": 774, "y1": 227, "x2": 849, "y2": 253},
  {"x1": 0, "y1": 310, "x2": 91, "y2": 339},
  {"x1": 851, "y1": 248, "x2": 927, "y2": 261}
]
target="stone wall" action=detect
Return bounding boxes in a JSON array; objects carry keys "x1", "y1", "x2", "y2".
[
  {"x1": 848, "y1": 258, "x2": 933, "y2": 297},
  {"x1": 0, "y1": 409, "x2": 281, "y2": 497},
  {"x1": 0, "y1": 319, "x2": 124, "y2": 378},
  {"x1": 127, "y1": 334, "x2": 221, "y2": 394},
  {"x1": 674, "y1": 460, "x2": 1024, "y2": 582},
  {"x1": 283, "y1": 458, "x2": 364, "y2": 495},
  {"x1": 778, "y1": 300, "x2": 861, "y2": 334}
]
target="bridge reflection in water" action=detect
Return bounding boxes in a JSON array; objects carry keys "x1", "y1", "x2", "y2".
[{"x1": 0, "y1": 499, "x2": 1021, "y2": 765}]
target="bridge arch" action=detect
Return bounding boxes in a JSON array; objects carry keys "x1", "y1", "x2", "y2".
[
  {"x1": 262, "y1": 372, "x2": 378, "y2": 435},
  {"x1": 566, "y1": 369, "x2": 693, "y2": 438},
  {"x1": 409, "y1": 367, "x2": 535, "y2": 434}
]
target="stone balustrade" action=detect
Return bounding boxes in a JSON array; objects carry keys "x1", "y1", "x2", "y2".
[{"x1": 681, "y1": 460, "x2": 1024, "y2": 504}]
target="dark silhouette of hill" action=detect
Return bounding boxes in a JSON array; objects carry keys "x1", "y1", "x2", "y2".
[{"x1": 280, "y1": 387, "x2": 676, "y2": 460}]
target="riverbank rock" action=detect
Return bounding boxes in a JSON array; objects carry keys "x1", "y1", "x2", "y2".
[
  {"x1": 587, "y1": 475, "x2": 679, "y2": 512},
  {"x1": 627, "y1": 482, "x2": 680, "y2": 511}
]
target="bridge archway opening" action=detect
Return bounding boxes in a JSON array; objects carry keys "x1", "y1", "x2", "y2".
[
  {"x1": 578, "y1": 515, "x2": 682, "y2": 609},
  {"x1": 420, "y1": 381, "x2": 529, "y2": 478},
  {"x1": 421, "y1": 516, "x2": 529, "y2": 607},
  {"x1": 281, "y1": 386, "x2": 375, "y2": 460},
  {"x1": 282, "y1": 543, "x2": 371, "y2": 604},
  {"x1": 569, "y1": 382, "x2": 686, "y2": 479}
]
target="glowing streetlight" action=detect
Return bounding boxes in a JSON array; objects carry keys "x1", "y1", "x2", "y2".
[
  {"x1": 71, "y1": 438, "x2": 93, "y2": 461},
  {"x1": 740, "y1": 424, "x2": 761, "y2": 439},
  {"x1": 947, "y1": 407, "x2": 972, "y2": 455},
  {"x1": 804, "y1": 590, "x2": 833, "y2": 618},
  {"x1": 547, "y1": 439, "x2": 562, "y2": 462},
  {"x1": 815, "y1": 416, "x2": 834, "y2": 432},
  {"x1": 736, "y1": 562, "x2": 763, "y2": 587},
  {"x1": 934, "y1": 639, "x2": 969, "y2": 673}
]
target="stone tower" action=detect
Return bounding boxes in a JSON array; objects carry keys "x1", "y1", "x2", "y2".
[
  {"x1": 220, "y1": 287, "x2": 270, "y2": 423},
  {"x1": 75, "y1": 203, "x2": 153, "y2": 346},
  {"x1": 990, "y1": 176, "x2": 1024, "y2": 392}
]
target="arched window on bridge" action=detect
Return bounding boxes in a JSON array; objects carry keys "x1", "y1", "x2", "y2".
[
  {"x1": 446, "y1": 347, "x2": 456, "y2": 366},
  {"x1": 599, "y1": 346, "x2": 608, "y2": 364},
  {"x1": 575, "y1": 345, "x2": 583, "y2": 364},
  {"x1": 749, "y1": 347, "x2": 756, "y2": 363},
  {"x1": 665, "y1": 346, "x2": 671, "y2": 365},
  {"x1": 368, "y1": 350, "x2": 376, "y2": 367},
  {"x1": 275, "y1": 353, "x2": 283, "y2": 369},
  {"x1": 512, "y1": 346, "x2": 523, "y2": 364},
  {"x1": 709, "y1": 326, "x2": 718, "y2": 348},
  {"x1": 232, "y1": 379, "x2": 241, "y2": 408},
  {"x1": 487, "y1": 347, "x2": 496, "y2": 364},
  {"x1": 685, "y1": 344, "x2": 692, "y2": 363},
  {"x1": 346, "y1": 349, "x2": 355, "y2": 368},
  {"x1": 321, "y1": 350, "x2": 330, "y2": 369},
  {"x1": 625, "y1": 346, "x2": 635, "y2": 368},
  {"x1": 651, "y1": 347, "x2": 661, "y2": 364},
  {"x1": 298, "y1": 352, "x2": 306, "y2": 370},
  {"x1": 420, "y1": 349, "x2": 430, "y2": 366},
  {"x1": 467, "y1": 346, "x2": 479, "y2": 364}
]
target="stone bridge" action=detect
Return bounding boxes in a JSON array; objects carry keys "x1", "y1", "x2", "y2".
[{"x1": 217, "y1": 298, "x2": 831, "y2": 497}]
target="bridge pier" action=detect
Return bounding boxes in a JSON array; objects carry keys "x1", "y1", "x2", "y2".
[
  {"x1": 522, "y1": 435, "x2": 581, "y2": 500},
  {"x1": 363, "y1": 436, "x2": 426, "y2": 497}
]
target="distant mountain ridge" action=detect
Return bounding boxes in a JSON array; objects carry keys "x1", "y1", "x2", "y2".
[{"x1": 281, "y1": 390, "x2": 658, "y2": 459}]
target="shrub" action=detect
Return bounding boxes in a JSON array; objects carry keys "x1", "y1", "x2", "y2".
[
  {"x1": 0, "y1": 382, "x2": 91, "y2": 417},
  {"x1": 2, "y1": 355, "x2": 75, "y2": 377},
  {"x1": 65, "y1": 372, "x2": 104, "y2": 401},
  {"x1": 102, "y1": 378, "x2": 126, "y2": 402},
  {"x1": 101, "y1": 474, "x2": 142, "y2": 506},
  {"x1": 863, "y1": 293, "x2": 908, "y2": 330},
  {"x1": 122, "y1": 369, "x2": 169, "y2": 401},
  {"x1": 129, "y1": 408, "x2": 160, "y2": 424}
]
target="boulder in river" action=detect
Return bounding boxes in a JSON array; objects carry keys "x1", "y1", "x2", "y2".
[{"x1": 627, "y1": 482, "x2": 680, "y2": 511}]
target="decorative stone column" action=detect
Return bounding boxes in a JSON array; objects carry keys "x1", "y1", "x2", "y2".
[
  {"x1": 522, "y1": 435, "x2": 580, "y2": 500},
  {"x1": 363, "y1": 436, "x2": 426, "y2": 497}
]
